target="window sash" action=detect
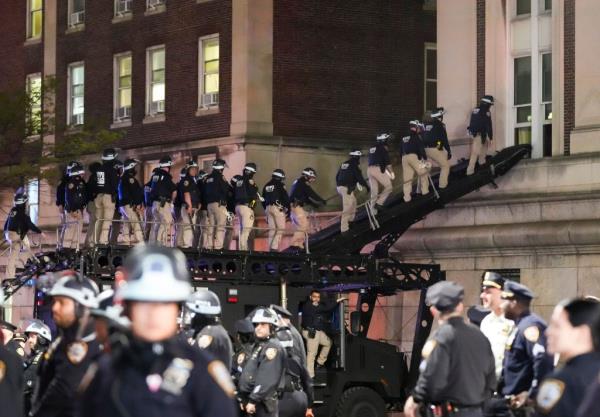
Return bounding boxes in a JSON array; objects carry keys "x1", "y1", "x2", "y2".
[
  {"x1": 200, "y1": 36, "x2": 220, "y2": 102},
  {"x1": 116, "y1": 55, "x2": 132, "y2": 112},
  {"x1": 69, "y1": 64, "x2": 85, "y2": 123},
  {"x1": 29, "y1": 0, "x2": 43, "y2": 38},
  {"x1": 147, "y1": 47, "x2": 165, "y2": 113},
  {"x1": 26, "y1": 74, "x2": 42, "y2": 136}
]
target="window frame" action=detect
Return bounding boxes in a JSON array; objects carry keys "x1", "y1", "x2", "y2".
[
  {"x1": 114, "y1": 0, "x2": 133, "y2": 17},
  {"x1": 26, "y1": 0, "x2": 43, "y2": 39},
  {"x1": 540, "y1": 51, "x2": 552, "y2": 124},
  {"x1": 424, "y1": 42, "x2": 437, "y2": 114},
  {"x1": 198, "y1": 34, "x2": 220, "y2": 109},
  {"x1": 68, "y1": 0, "x2": 86, "y2": 29},
  {"x1": 113, "y1": 52, "x2": 132, "y2": 122},
  {"x1": 515, "y1": 0, "x2": 531, "y2": 16},
  {"x1": 513, "y1": 54, "x2": 532, "y2": 145},
  {"x1": 26, "y1": 73, "x2": 43, "y2": 137},
  {"x1": 27, "y1": 178, "x2": 40, "y2": 224},
  {"x1": 67, "y1": 62, "x2": 85, "y2": 127},
  {"x1": 146, "y1": 45, "x2": 166, "y2": 116}
]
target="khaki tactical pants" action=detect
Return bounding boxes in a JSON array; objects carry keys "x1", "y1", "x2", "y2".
[
  {"x1": 64, "y1": 210, "x2": 83, "y2": 249},
  {"x1": 199, "y1": 210, "x2": 213, "y2": 249},
  {"x1": 207, "y1": 202, "x2": 228, "y2": 250},
  {"x1": 94, "y1": 194, "x2": 115, "y2": 244},
  {"x1": 58, "y1": 208, "x2": 66, "y2": 249},
  {"x1": 84, "y1": 201, "x2": 96, "y2": 247},
  {"x1": 290, "y1": 206, "x2": 309, "y2": 248},
  {"x1": 144, "y1": 205, "x2": 153, "y2": 241},
  {"x1": 120, "y1": 206, "x2": 145, "y2": 244},
  {"x1": 266, "y1": 205, "x2": 286, "y2": 251},
  {"x1": 402, "y1": 154, "x2": 429, "y2": 202},
  {"x1": 150, "y1": 201, "x2": 173, "y2": 245},
  {"x1": 178, "y1": 207, "x2": 197, "y2": 248},
  {"x1": 4, "y1": 231, "x2": 32, "y2": 279},
  {"x1": 235, "y1": 205, "x2": 254, "y2": 251},
  {"x1": 108, "y1": 208, "x2": 121, "y2": 245},
  {"x1": 467, "y1": 134, "x2": 489, "y2": 175},
  {"x1": 302, "y1": 329, "x2": 332, "y2": 378},
  {"x1": 367, "y1": 165, "x2": 392, "y2": 207},
  {"x1": 337, "y1": 186, "x2": 357, "y2": 233},
  {"x1": 425, "y1": 147, "x2": 450, "y2": 189}
]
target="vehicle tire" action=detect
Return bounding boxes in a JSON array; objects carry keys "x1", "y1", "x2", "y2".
[{"x1": 334, "y1": 386, "x2": 386, "y2": 417}]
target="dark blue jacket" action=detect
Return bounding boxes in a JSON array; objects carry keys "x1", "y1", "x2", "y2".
[
  {"x1": 468, "y1": 104, "x2": 493, "y2": 141},
  {"x1": 401, "y1": 132, "x2": 427, "y2": 160},
  {"x1": 367, "y1": 143, "x2": 391, "y2": 172}
]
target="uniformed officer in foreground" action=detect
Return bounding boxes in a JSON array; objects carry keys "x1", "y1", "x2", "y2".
[
  {"x1": 177, "y1": 160, "x2": 202, "y2": 248},
  {"x1": 499, "y1": 281, "x2": 553, "y2": 414},
  {"x1": 289, "y1": 168, "x2": 326, "y2": 250},
  {"x1": 336, "y1": 150, "x2": 369, "y2": 233},
  {"x1": 149, "y1": 156, "x2": 177, "y2": 244},
  {"x1": 270, "y1": 304, "x2": 306, "y2": 368},
  {"x1": 401, "y1": 120, "x2": 430, "y2": 202},
  {"x1": 23, "y1": 320, "x2": 52, "y2": 415},
  {"x1": 404, "y1": 281, "x2": 496, "y2": 417},
  {"x1": 118, "y1": 158, "x2": 145, "y2": 245},
  {"x1": 534, "y1": 298, "x2": 600, "y2": 417},
  {"x1": 0, "y1": 287, "x2": 24, "y2": 417},
  {"x1": 234, "y1": 162, "x2": 260, "y2": 250},
  {"x1": 31, "y1": 271, "x2": 101, "y2": 417},
  {"x1": 185, "y1": 289, "x2": 233, "y2": 369},
  {"x1": 204, "y1": 159, "x2": 231, "y2": 250},
  {"x1": 78, "y1": 245, "x2": 237, "y2": 417},
  {"x1": 89, "y1": 289, "x2": 130, "y2": 350},
  {"x1": 4, "y1": 191, "x2": 42, "y2": 279},
  {"x1": 467, "y1": 95, "x2": 494, "y2": 175},
  {"x1": 367, "y1": 133, "x2": 394, "y2": 213},
  {"x1": 239, "y1": 308, "x2": 285, "y2": 417},
  {"x1": 262, "y1": 169, "x2": 290, "y2": 252},
  {"x1": 64, "y1": 161, "x2": 87, "y2": 248},
  {"x1": 232, "y1": 318, "x2": 255, "y2": 386},
  {"x1": 423, "y1": 107, "x2": 452, "y2": 189}
]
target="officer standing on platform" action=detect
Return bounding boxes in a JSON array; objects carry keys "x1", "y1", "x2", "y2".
[
  {"x1": 262, "y1": 169, "x2": 290, "y2": 252},
  {"x1": 64, "y1": 161, "x2": 87, "y2": 248},
  {"x1": 178, "y1": 160, "x2": 202, "y2": 248},
  {"x1": 84, "y1": 162, "x2": 101, "y2": 248},
  {"x1": 77, "y1": 245, "x2": 237, "y2": 417},
  {"x1": 401, "y1": 120, "x2": 430, "y2": 202},
  {"x1": 467, "y1": 95, "x2": 494, "y2": 175},
  {"x1": 149, "y1": 156, "x2": 177, "y2": 244},
  {"x1": 93, "y1": 148, "x2": 120, "y2": 244},
  {"x1": 0, "y1": 287, "x2": 24, "y2": 417},
  {"x1": 4, "y1": 192, "x2": 42, "y2": 279},
  {"x1": 23, "y1": 320, "x2": 52, "y2": 415},
  {"x1": 56, "y1": 163, "x2": 73, "y2": 249},
  {"x1": 499, "y1": 281, "x2": 554, "y2": 415},
  {"x1": 239, "y1": 308, "x2": 285, "y2": 417},
  {"x1": 534, "y1": 298, "x2": 600, "y2": 417},
  {"x1": 204, "y1": 159, "x2": 230, "y2": 250},
  {"x1": 31, "y1": 271, "x2": 101, "y2": 417},
  {"x1": 367, "y1": 133, "x2": 394, "y2": 213},
  {"x1": 423, "y1": 107, "x2": 452, "y2": 189},
  {"x1": 404, "y1": 281, "x2": 496, "y2": 417},
  {"x1": 289, "y1": 168, "x2": 326, "y2": 251},
  {"x1": 185, "y1": 289, "x2": 233, "y2": 369},
  {"x1": 118, "y1": 158, "x2": 145, "y2": 245},
  {"x1": 196, "y1": 170, "x2": 212, "y2": 249},
  {"x1": 234, "y1": 162, "x2": 260, "y2": 251},
  {"x1": 109, "y1": 159, "x2": 125, "y2": 245},
  {"x1": 336, "y1": 150, "x2": 369, "y2": 233}
]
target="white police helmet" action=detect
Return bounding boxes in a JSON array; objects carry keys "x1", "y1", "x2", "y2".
[
  {"x1": 25, "y1": 320, "x2": 52, "y2": 342},
  {"x1": 185, "y1": 289, "x2": 221, "y2": 315},
  {"x1": 48, "y1": 271, "x2": 99, "y2": 308},
  {"x1": 251, "y1": 307, "x2": 279, "y2": 326}
]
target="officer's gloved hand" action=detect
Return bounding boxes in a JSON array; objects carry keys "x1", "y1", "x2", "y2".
[{"x1": 447, "y1": 153, "x2": 452, "y2": 160}]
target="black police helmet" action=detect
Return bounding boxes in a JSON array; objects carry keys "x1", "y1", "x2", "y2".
[{"x1": 102, "y1": 148, "x2": 118, "y2": 161}]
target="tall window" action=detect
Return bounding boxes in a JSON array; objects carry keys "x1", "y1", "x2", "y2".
[
  {"x1": 424, "y1": 43, "x2": 437, "y2": 113},
  {"x1": 199, "y1": 35, "x2": 220, "y2": 108},
  {"x1": 147, "y1": 0, "x2": 165, "y2": 10},
  {"x1": 27, "y1": 0, "x2": 43, "y2": 39},
  {"x1": 516, "y1": 0, "x2": 531, "y2": 15},
  {"x1": 114, "y1": 53, "x2": 132, "y2": 121},
  {"x1": 68, "y1": 0, "x2": 85, "y2": 28},
  {"x1": 114, "y1": 0, "x2": 132, "y2": 16},
  {"x1": 146, "y1": 46, "x2": 165, "y2": 115},
  {"x1": 68, "y1": 63, "x2": 85, "y2": 126},
  {"x1": 27, "y1": 179, "x2": 39, "y2": 224},
  {"x1": 26, "y1": 73, "x2": 42, "y2": 136},
  {"x1": 514, "y1": 56, "x2": 532, "y2": 145},
  {"x1": 542, "y1": 53, "x2": 552, "y2": 156}
]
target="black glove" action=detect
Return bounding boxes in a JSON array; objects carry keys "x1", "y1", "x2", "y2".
[
  {"x1": 366, "y1": 185, "x2": 371, "y2": 193},
  {"x1": 447, "y1": 153, "x2": 452, "y2": 160}
]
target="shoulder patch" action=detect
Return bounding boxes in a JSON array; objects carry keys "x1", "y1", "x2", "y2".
[
  {"x1": 237, "y1": 352, "x2": 246, "y2": 365},
  {"x1": 473, "y1": 108, "x2": 480, "y2": 114},
  {"x1": 198, "y1": 334, "x2": 213, "y2": 349},
  {"x1": 265, "y1": 347, "x2": 278, "y2": 360},
  {"x1": 66, "y1": 341, "x2": 88, "y2": 365},
  {"x1": 129, "y1": 178, "x2": 135, "y2": 184},
  {"x1": 402, "y1": 136, "x2": 410, "y2": 143},
  {"x1": 208, "y1": 360, "x2": 236, "y2": 398},
  {"x1": 68, "y1": 183, "x2": 74, "y2": 189},
  {"x1": 524, "y1": 326, "x2": 540, "y2": 343},
  {"x1": 184, "y1": 180, "x2": 189, "y2": 187},
  {"x1": 0, "y1": 360, "x2": 5, "y2": 382},
  {"x1": 536, "y1": 379, "x2": 565, "y2": 412},
  {"x1": 422, "y1": 340, "x2": 437, "y2": 359},
  {"x1": 17, "y1": 347, "x2": 25, "y2": 357},
  {"x1": 369, "y1": 147, "x2": 376, "y2": 154}
]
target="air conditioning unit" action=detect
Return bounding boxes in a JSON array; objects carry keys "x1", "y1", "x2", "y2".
[
  {"x1": 150, "y1": 100, "x2": 165, "y2": 115},
  {"x1": 71, "y1": 113, "x2": 84, "y2": 126},
  {"x1": 116, "y1": 0, "x2": 132, "y2": 15},
  {"x1": 201, "y1": 92, "x2": 219, "y2": 107},
  {"x1": 116, "y1": 106, "x2": 131, "y2": 121},
  {"x1": 69, "y1": 11, "x2": 85, "y2": 27},
  {"x1": 147, "y1": 0, "x2": 165, "y2": 9}
]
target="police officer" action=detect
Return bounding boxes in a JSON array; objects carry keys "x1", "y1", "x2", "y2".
[
  {"x1": 31, "y1": 271, "x2": 101, "y2": 417},
  {"x1": 63, "y1": 161, "x2": 86, "y2": 248},
  {"x1": 467, "y1": 95, "x2": 494, "y2": 175},
  {"x1": 196, "y1": 170, "x2": 212, "y2": 249},
  {"x1": 92, "y1": 148, "x2": 120, "y2": 244},
  {"x1": 3, "y1": 192, "x2": 42, "y2": 279},
  {"x1": 185, "y1": 289, "x2": 234, "y2": 369},
  {"x1": 404, "y1": 281, "x2": 496, "y2": 417},
  {"x1": 533, "y1": 298, "x2": 600, "y2": 417},
  {"x1": 0, "y1": 319, "x2": 18, "y2": 348},
  {"x1": 177, "y1": 160, "x2": 202, "y2": 248},
  {"x1": 149, "y1": 156, "x2": 177, "y2": 244},
  {"x1": 401, "y1": 120, "x2": 430, "y2": 202},
  {"x1": 367, "y1": 133, "x2": 394, "y2": 213},
  {"x1": 118, "y1": 158, "x2": 145, "y2": 245},
  {"x1": 235, "y1": 162, "x2": 260, "y2": 250},
  {"x1": 78, "y1": 245, "x2": 237, "y2": 417},
  {"x1": 143, "y1": 176, "x2": 154, "y2": 241},
  {"x1": 57, "y1": 163, "x2": 75, "y2": 249},
  {"x1": 224, "y1": 175, "x2": 239, "y2": 250},
  {"x1": 204, "y1": 159, "x2": 230, "y2": 250},
  {"x1": 276, "y1": 327, "x2": 314, "y2": 417},
  {"x1": 499, "y1": 281, "x2": 554, "y2": 414},
  {"x1": 90, "y1": 289, "x2": 130, "y2": 350},
  {"x1": 23, "y1": 320, "x2": 52, "y2": 415},
  {"x1": 423, "y1": 107, "x2": 452, "y2": 189},
  {"x1": 479, "y1": 271, "x2": 515, "y2": 380},
  {"x1": 109, "y1": 159, "x2": 125, "y2": 245},
  {"x1": 336, "y1": 150, "x2": 369, "y2": 233},
  {"x1": 270, "y1": 304, "x2": 306, "y2": 368},
  {"x1": 289, "y1": 168, "x2": 326, "y2": 250},
  {"x1": 174, "y1": 167, "x2": 187, "y2": 246},
  {"x1": 0, "y1": 287, "x2": 24, "y2": 417},
  {"x1": 232, "y1": 318, "x2": 255, "y2": 386},
  {"x1": 262, "y1": 169, "x2": 290, "y2": 252},
  {"x1": 239, "y1": 308, "x2": 285, "y2": 417}
]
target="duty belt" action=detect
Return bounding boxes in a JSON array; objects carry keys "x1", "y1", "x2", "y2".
[{"x1": 422, "y1": 402, "x2": 482, "y2": 417}]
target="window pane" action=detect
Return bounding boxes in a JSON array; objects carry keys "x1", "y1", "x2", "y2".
[
  {"x1": 544, "y1": 0, "x2": 552, "y2": 11},
  {"x1": 204, "y1": 40, "x2": 219, "y2": 62},
  {"x1": 120, "y1": 74, "x2": 131, "y2": 88},
  {"x1": 515, "y1": 127, "x2": 532, "y2": 145},
  {"x1": 516, "y1": 106, "x2": 531, "y2": 124},
  {"x1": 120, "y1": 88, "x2": 131, "y2": 107},
  {"x1": 73, "y1": 97, "x2": 84, "y2": 114},
  {"x1": 32, "y1": 11, "x2": 42, "y2": 37},
  {"x1": 545, "y1": 103, "x2": 552, "y2": 121},
  {"x1": 425, "y1": 81, "x2": 437, "y2": 112},
  {"x1": 426, "y1": 48, "x2": 437, "y2": 80},
  {"x1": 31, "y1": 0, "x2": 42, "y2": 11},
  {"x1": 27, "y1": 179, "x2": 39, "y2": 223},
  {"x1": 204, "y1": 60, "x2": 219, "y2": 73},
  {"x1": 119, "y1": 56, "x2": 132, "y2": 76},
  {"x1": 152, "y1": 83, "x2": 165, "y2": 101},
  {"x1": 516, "y1": 0, "x2": 531, "y2": 15},
  {"x1": 152, "y1": 69, "x2": 165, "y2": 83},
  {"x1": 72, "y1": 66, "x2": 84, "y2": 84},
  {"x1": 542, "y1": 53, "x2": 552, "y2": 103},
  {"x1": 73, "y1": 84, "x2": 84, "y2": 96},
  {"x1": 204, "y1": 74, "x2": 219, "y2": 93},
  {"x1": 514, "y1": 56, "x2": 531, "y2": 105},
  {"x1": 152, "y1": 49, "x2": 165, "y2": 70},
  {"x1": 73, "y1": 0, "x2": 85, "y2": 12}
]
